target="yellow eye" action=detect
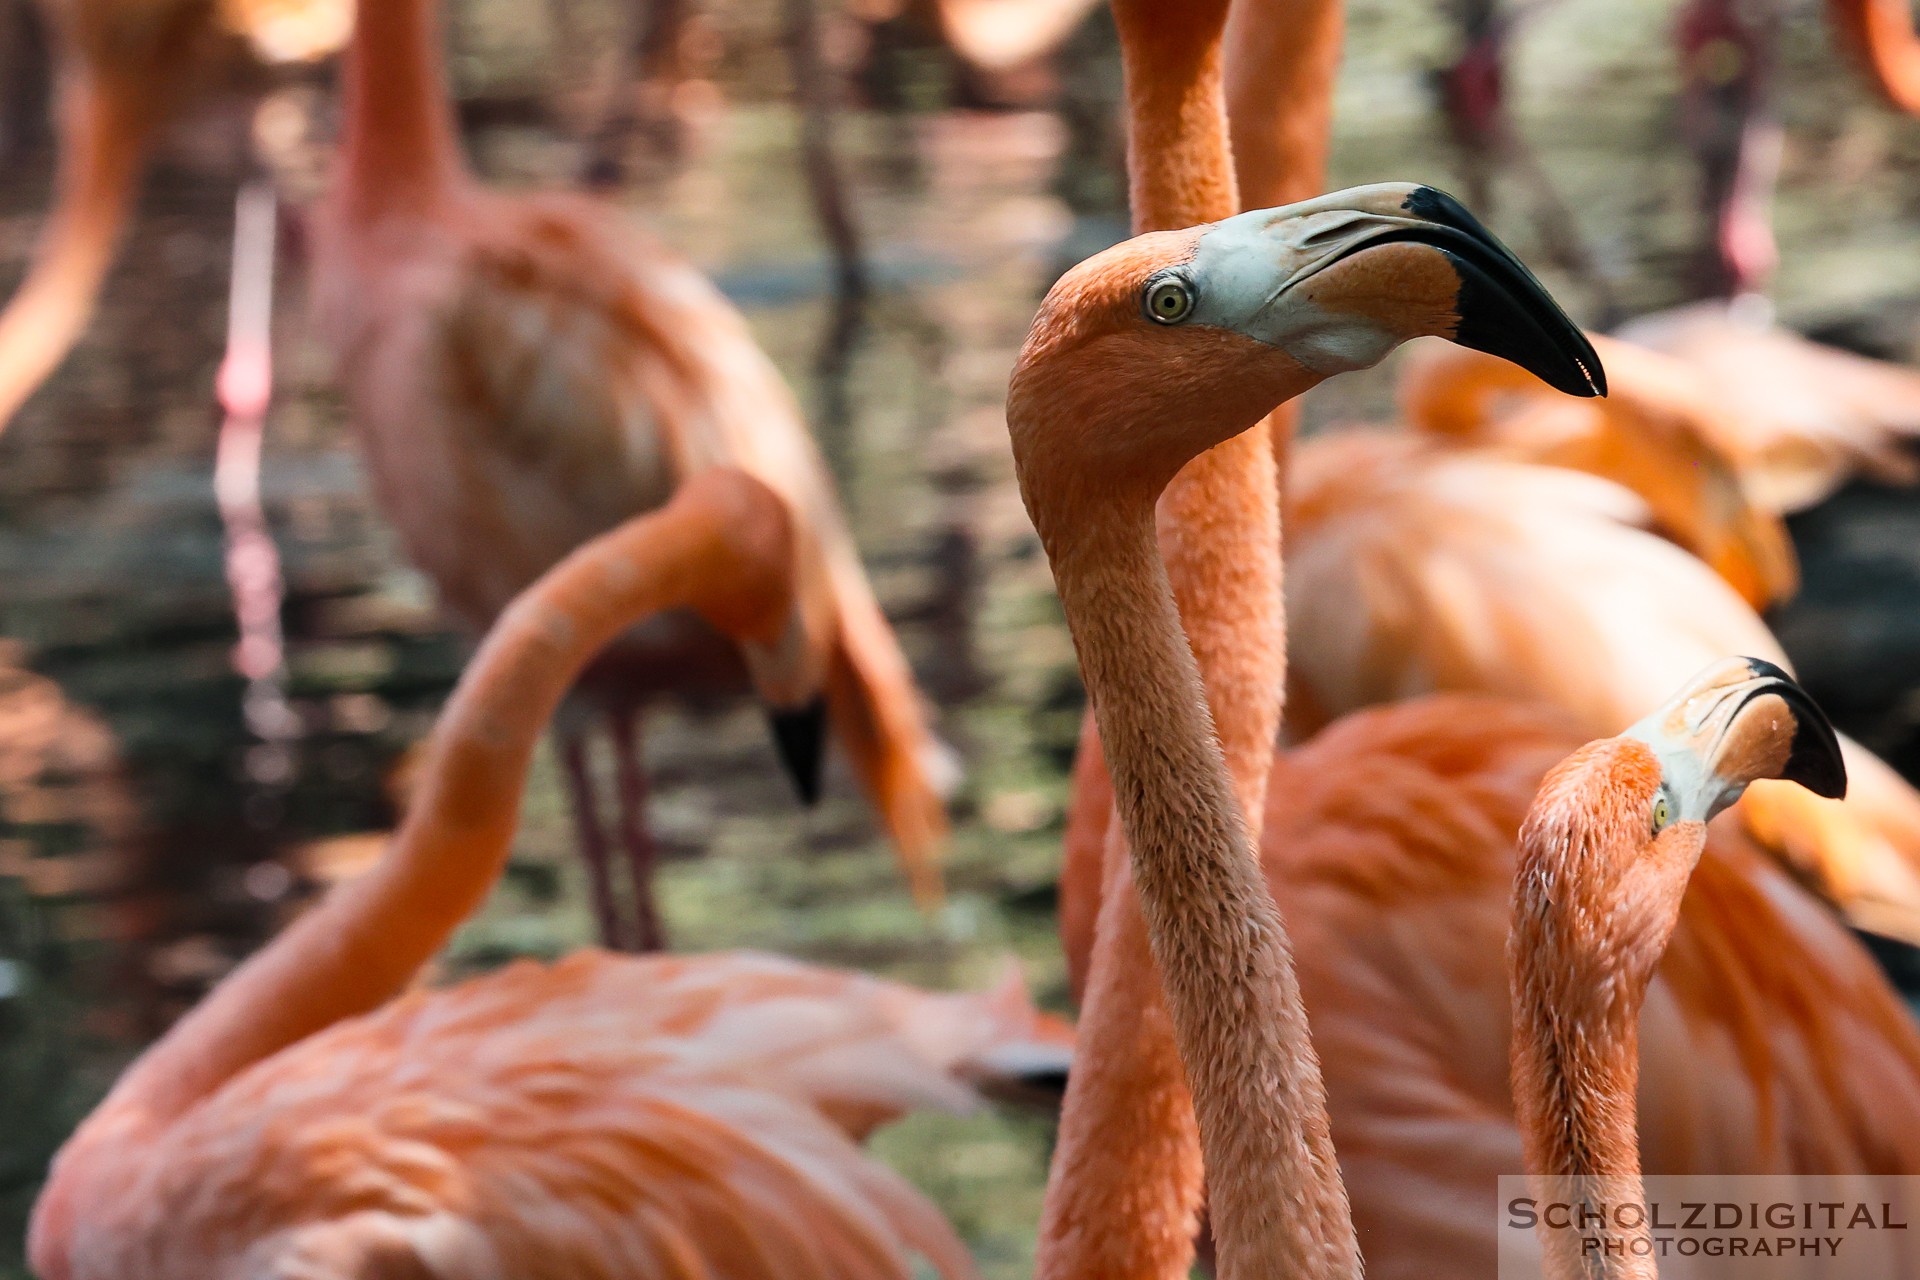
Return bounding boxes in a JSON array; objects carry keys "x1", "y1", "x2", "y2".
[
  {"x1": 1651, "y1": 794, "x2": 1673, "y2": 834},
  {"x1": 1145, "y1": 276, "x2": 1194, "y2": 325}
]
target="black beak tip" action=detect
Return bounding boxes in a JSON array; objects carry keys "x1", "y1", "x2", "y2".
[
  {"x1": 769, "y1": 698, "x2": 828, "y2": 806},
  {"x1": 1741, "y1": 657, "x2": 1848, "y2": 801},
  {"x1": 1400, "y1": 186, "x2": 1607, "y2": 400}
]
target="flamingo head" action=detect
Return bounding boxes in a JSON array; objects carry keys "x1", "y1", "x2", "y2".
[
  {"x1": 1006, "y1": 183, "x2": 1603, "y2": 512},
  {"x1": 1515, "y1": 657, "x2": 1845, "y2": 996}
]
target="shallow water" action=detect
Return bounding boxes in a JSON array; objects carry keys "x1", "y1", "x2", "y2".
[{"x1": 2, "y1": 0, "x2": 1920, "y2": 1273}]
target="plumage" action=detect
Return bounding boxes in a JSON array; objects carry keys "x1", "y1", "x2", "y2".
[
  {"x1": 54, "y1": 949, "x2": 1053, "y2": 1280},
  {"x1": 1618, "y1": 302, "x2": 1920, "y2": 512},
  {"x1": 1398, "y1": 302, "x2": 1920, "y2": 579},
  {"x1": 1284, "y1": 429, "x2": 1920, "y2": 941},
  {"x1": 31, "y1": 471, "x2": 1067, "y2": 1280},
  {"x1": 312, "y1": 0, "x2": 949, "y2": 948}
]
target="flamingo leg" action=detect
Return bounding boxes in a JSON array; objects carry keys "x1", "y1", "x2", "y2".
[
  {"x1": 609, "y1": 706, "x2": 667, "y2": 952},
  {"x1": 559, "y1": 724, "x2": 631, "y2": 951}
]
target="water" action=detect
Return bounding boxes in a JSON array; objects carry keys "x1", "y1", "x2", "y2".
[{"x1": 2, "y1": 0, "x2": 1920, "y2": 1273}]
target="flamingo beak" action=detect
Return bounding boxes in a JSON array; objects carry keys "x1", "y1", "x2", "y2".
[
  {"x1": 1624, "y1": 656, "x2": 1846, "y2": 823},
  {"x1": 1383, "y1": 187, "x2": 1606, "y2": 398},
  {"x1": 768, "y1": 697, "x2": 828, "y2": 806},
  {"x1": 1178, "y1": 183, "x2": 1606, "y2": 398}
]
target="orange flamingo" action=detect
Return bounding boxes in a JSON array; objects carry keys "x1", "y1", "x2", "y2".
[
  {"x1": 1282, "y1": 429, "x2": 1920, "y2": 944},
  {"x1": 1830, "y1": 0, "x2": 1920, "y2": 115},
  {"x1": 0, "y1": 0, "x2": 347, "y2": 431},
  {"x1": 1022, "y1": 195, "x2": 1920, "y2": 1279},
  {"x1": 1009, "y1": 179, "x2": 1603, "y2": 1277},
  {"x1": 1402, "y1": 311, "x2": 1920, "y2": 568},
  {"x1": 1506, "y1": 658, "x2": 1875, "y2": 1278},
  {"x1": 309, "y1": 0, "x2": 948, "y2": 952},
  {"x1": 27, "y1": 467, "x2": 1069, "y2": 1280},
  {"x1": 1031, "y1": 0, "x2": 1308, "y2": 1272}
]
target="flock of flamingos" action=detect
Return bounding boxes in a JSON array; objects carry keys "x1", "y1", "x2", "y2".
[{"x1": 13, "y1": 0, "x2": 1920, "y2": 1276}]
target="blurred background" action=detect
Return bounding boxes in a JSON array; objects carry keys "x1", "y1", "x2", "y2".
[{"x1": 2, "y1": 0, "x2": 1919, "y2": 1274}]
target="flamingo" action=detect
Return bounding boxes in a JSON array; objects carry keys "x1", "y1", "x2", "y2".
[
  {"x1": 1029, "y1": 0, "x2": 1313, "y2": 1272},
  {"x1": 1009, "y1": 177, "x2": 1603, "y2": 1277},
  {"x1": 26, "y1": 467, "x2": 1071, "y2": 1280},
  {"x1": 1830, "y1": 0, "x2": 1920, "y2": 115},
  {"x1": 0, "y1": 0, "x2": 348, "y2": 432},
  {"x1": 1281, "y1": 428, "x2": 1920, "y2": 944},
  {"x1": 1401, "y1": 315, "x2": 1920, "y2": 553},
  {"x1": 1506, "y1": 657, "x2": 1870, "y2": 1279},
  {"x1": 308, "y1": 0, "x2": 948, "y2": 953}
]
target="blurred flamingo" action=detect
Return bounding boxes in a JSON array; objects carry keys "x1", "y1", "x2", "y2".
[
  {"x1": 1022, "y1": 197, "x2": 1920, "y2": 1280},
  {"x1": 1398, "y1": 310, "x2": 1920, "y2": 591},
  {"x1": 0, "y1": 0, "x2": 349, "y2": 431},
  {"x1": 1282, "y1": 424, "x2": 1920, "y2": 944},
  {"x1": 27, "y1": 468, "x2": 1069, "y2": 1280},
  {"x1": 310, "y1": 0, "x2": 949, "y2": 952},
  {"x1": 1831, "y1": 0, "x2": 1920, "y2": 113}
]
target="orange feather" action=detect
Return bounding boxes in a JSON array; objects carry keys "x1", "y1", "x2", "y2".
[{"x1": 1284, "y1": 429, "x2": 1920, "y2": 942}]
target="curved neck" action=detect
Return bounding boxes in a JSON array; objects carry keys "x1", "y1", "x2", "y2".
[
  {"x1": 336, "y1": 0, "x2": 467, "y2": 220},
  {"x1": 1042, "y1": 486, "x2": 1357, "y2": 1280},
  {"x1": 44, "y1": 477, "x2": 769, "y2": 1188},
  {"x1": 0, "y1": 73, "x2": 148, "y2": 430},
  {"x1": 1510, "y1": 840, "x2": 1665, "y2": 1280}
]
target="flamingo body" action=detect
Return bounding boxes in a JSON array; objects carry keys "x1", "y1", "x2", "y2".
[
  {"x1": 32, "y1": 471, "x2": 1058, "y2": 1280},
  {"x1": 43, "y1": 948, "x2": 1056, "y2": 1280},
  {"x1": 1283, "y1": 429, "x2": 1920, "y2": 940}
]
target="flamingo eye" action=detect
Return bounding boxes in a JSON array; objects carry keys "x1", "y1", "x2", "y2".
[
  {"x1": 1651, "y1": 793, "x2": 1673, "y2": 834},
  {"x1": 1144, "y1": 275, "x2": 1195, "y2": 325}
]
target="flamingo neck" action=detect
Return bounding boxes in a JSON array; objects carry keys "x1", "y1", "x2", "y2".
[
  {"x1": 31, "y1": 482, "x2": 758, "y2": 1266},
  {"x1": 1038, "y1": 4, "x2": 1326, "y2": 1278},
  {"x1": 336, "y1": 0, "x2": 467, "y2": 220},
  {"x1": 1041, "y1": 487, "x2": 1357, "y2": 1280},
  {"x1": 0, "y1": 76, "x2": 148, "y2": 429},
  {"x1": 1223, "y1": 0, "x2": 1344, "y2": 502},
  {"x1": 1510, "y1": 820, "x2": 1668, "y2": 1280}
]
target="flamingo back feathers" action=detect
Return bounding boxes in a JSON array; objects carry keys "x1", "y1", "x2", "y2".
[
  {"x1": 1286, "y1": 430, "x2": 1920, "y2": 944},
  {"x1": 44, "y1": 951, "x2": 1060, "y2": 1280}
]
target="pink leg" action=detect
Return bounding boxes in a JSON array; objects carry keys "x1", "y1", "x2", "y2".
[
  {"x1": 560, "y1": 725, "x2": 631, "y2": 951},
  {"x1": 610, "y1": 707, "x2": 667, "y2": 952},
  {"x1": 216, "y1": 182, "x2": 299, "y2": 770}
]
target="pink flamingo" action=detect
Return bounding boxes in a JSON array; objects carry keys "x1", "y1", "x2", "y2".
[
  {"x1": 28, "y1": 467, "x2": 1069, "y2": 1280},
  {"x1": 309, "y1": 0, "x2": 949, "y2": 951}
]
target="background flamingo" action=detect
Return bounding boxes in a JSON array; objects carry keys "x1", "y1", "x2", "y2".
[
  {"x1": 0, "y1": 0, "x2": 348, "y2": 431},
  {"x1": 27, "y1": 467, "x2": 1069, "y2": 1280},
  {"x1": 1280, "y1": 422, "x2": 1920, "y2": 941},
  {"x1": 310, "y1": 0, "x2": 949, "y2": 952}
]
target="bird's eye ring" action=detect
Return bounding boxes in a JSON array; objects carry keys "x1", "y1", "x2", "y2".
[
  {"x1": 1144, "y1": 275, "x2": 1195, "y2": 325},
  {"x1": 1651, "y1": 793, "x2": 1673, "y2": 835}
]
